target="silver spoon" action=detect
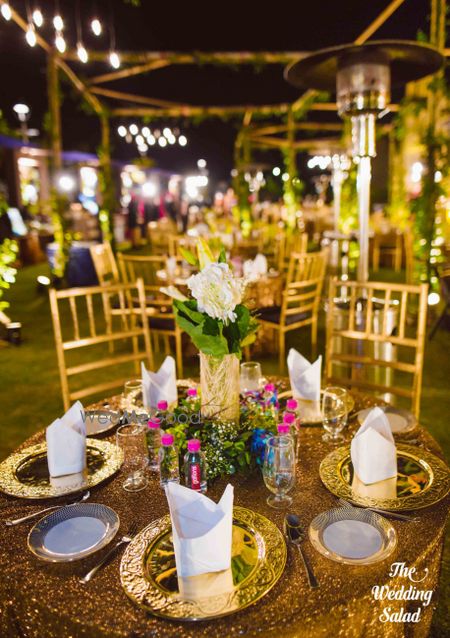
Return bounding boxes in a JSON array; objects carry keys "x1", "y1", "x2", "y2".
[
  {"x1": 337, "y1": 497, "x2": 419, "y2": 522},
  {"x1": 79, "y1": 521, "x2": 138, "y2": 583},
  {"x1": 284, "y1": 513, "x2": 319, "y2": 589},
  {"x1": 4, "y1": 490, "x2": 90, "y2": 526}
]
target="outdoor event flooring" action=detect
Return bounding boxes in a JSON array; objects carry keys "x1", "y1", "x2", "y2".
[{"x1": 0, "y1": 262, "x2": 449, "y2": 636}]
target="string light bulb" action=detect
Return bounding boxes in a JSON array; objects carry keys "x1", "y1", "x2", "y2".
[
  {"x1": 25, "y1": 23, "x2": 37, "y2": 47},
  {"x1": 1, "y1": 3, "x2": 12, "y2": 21},
  {"x1": 77, "y1": 42, "x2": 88, "y2": 63},
  {"x1": 109, "y1": 51, "x2": 120, "y2": 69},
  {"x1": 32, "y1": 8, "x2": 43, "y2": 27},
  {"x1": 53, "y1": 14, "x2": 64, "y2": 31},
  {"x1": 55, "y1": 31, "x2": 66, "y2": 54},
  {"x1": 91, "y1": 18, "x2": 102, "y2": 36}
]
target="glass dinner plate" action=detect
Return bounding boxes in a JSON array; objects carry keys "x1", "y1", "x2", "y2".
[
  {"x1": 357, "y1": 406, "x2": 417, "y2": 434},
  {"x1": 28, "y1": 502, "x2": 120, "y2": 562},
  {"x1": 120, "y1": 506, "x2": 286, "y2": 621},
  {"x1": 309, "y1": 507, "x2": 397, "y2": 565}
]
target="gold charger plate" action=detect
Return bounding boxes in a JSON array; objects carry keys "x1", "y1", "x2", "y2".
[
  {"x1": 0, "y1": 439, "x2": 123, "y2": 499},
  {"x1": 120, "y1": 506, "x2": 286, "y2": 621},
  {"x1": 278, "y1": 390, "x2": 355, "y2": 426},
  {"x1": 320, "y1": 444, "x2": 450, "y2": 511}
]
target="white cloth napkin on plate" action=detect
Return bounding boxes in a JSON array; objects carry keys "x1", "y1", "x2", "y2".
[
  {"x1": 46, "y1": 401, "x2": 86, "y2": 478},
  {"x1": 141, "y1": 355, "x2": 178, "y2": 409},
  {"x1": 350, "y1": 407, "x2": 397, "y2": 485},
  {"x1": 165, "y1": 482, "x2": 234, "y2": 578},
  {"x1": 243, "y1": 254, "x2": 268, "y2": 280},
  {"x1": 287, "y1": 348, "x2": 322, "y2": 401}
]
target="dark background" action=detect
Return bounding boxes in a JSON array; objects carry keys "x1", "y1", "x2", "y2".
[{"x1": 0, "y1": 0, "x2": 435, "y2": 186}]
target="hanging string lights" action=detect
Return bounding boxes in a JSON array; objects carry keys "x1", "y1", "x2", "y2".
[
  {"x1": 91, "y1": 17, "x2": 102, "y2": 36},
  {"x1": 24, "y1": 2, "x2": 36, "y2": 47},
  {"x1": 0, "y1": 2, "x2": 12, "y2": 21},
  {"x1": 32, "y1": 6, "x2": 43, "y2": 27},
  {"x1": 53, "y1": 1, "x2": 66, "y2": 53},
  {"x1": 118, "y1": 124, "x2": 188, "y2": 155},
  {"x1": 75, "y1": 0, "x2": 88, "y2": 63}
]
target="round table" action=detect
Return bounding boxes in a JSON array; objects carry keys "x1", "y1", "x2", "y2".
[{"x1": 1, "y1": 388, "x2": 448, "y2": 638}]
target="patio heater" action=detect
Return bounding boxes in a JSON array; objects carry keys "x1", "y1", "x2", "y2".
[{"x1": 285, "y1": 41, "x2": 443, "y2": 282}]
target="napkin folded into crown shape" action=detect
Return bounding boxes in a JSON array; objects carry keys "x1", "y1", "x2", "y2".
[
  {"x1": 287, "y1": 348, "x2": 322, "y2": 402},
  {"x1": 350, "y1": 407, "x2": 397, "y2": 485},
  {"x1": 141, "y1": 355, "x2": 178, "y2": 409},
  {"x1": 165, "y1": 482, "x2": 234, "y2": 578},
  {"x1": 243, "y1": 254, "x2": 268, "y2": 280},
  {"x1": 46, "y1": 401, "x2": 86, "y2": 478}
]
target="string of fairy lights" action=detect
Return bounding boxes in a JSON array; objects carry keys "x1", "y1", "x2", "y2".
[{"x1": 0, "y1": 1, "x2": 121, "y2": 68}]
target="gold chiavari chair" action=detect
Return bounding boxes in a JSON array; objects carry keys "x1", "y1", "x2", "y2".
[
  {"x1": 275, "y1": 231, "x2": 308, "y2": 273},
  {"x1": 325, "y1": 279, "x2": 428, "y2": 418},
  {"x1": 89, "y1": 241, "x2": 120, "y2": 285},
  {"x1": 259, "y1": 251, "x2": 327, "y2": 370},
  {"x1": 49, "y1": 279, "x2": 153, "y2": 412},
  {"x1": 372, "y1": 230, "x2": 404, "y2": 273},
  {"x1": 117, "y1": 253, "x2": 183, "y2": 377}
]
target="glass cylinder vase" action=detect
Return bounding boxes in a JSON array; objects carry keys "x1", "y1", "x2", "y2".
[{"x1": 200, "y1": 352, "x2": 240, "y2": 423}]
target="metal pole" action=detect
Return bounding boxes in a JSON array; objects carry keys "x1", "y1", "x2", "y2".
[
  {"x1": 356, "y1": 156, "x2": 371, "y2": 282},
  {"x1": 332, "y1": 168, "x2": 343, "y2": 232}
]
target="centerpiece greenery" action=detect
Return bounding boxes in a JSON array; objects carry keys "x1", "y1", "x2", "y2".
[{"x1": 162, "y1": 239, "x2": 258, "y2": 422}]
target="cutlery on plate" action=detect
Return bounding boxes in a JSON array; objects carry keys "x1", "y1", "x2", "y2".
[
  {"x1": 4, "y1": 491, "x2": 91, "y2": 526},
  {"x1": 80, "y1": 521, "x2": 138, "y2": 583},
  {"x1": 284, "y1": 514, "x2": 319, "y2": 589},
  {"x1": 337, "y1": 498, "x2": 418, "y2": 522}
]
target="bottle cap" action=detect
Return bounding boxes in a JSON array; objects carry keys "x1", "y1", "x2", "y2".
[
  {"x1": 286, "y1": 399, "x2": 298, "y2": 410},
  {"x1": 264, "y1": 383, "x2": 275, "y2": 393},
  {"x1": 147, "y1": 417, "x2": 161, "y2": 429},
  {"x1": 187, "y1": 388, "x2": 198, "y2": 397},
  {"x1": 283, "y1": 412, "x2": 296, "y2": 425},
  {"x1": 157, "y1": 400, "x2": 168, "y2": 411},
  {"x1": 187, "y1": 438, "x2": 201, "y2": 452},
  {"x1": 277, "y1": 424, "x2": 290, "y2": 435},
  {"x1": 161, "y1": 433, "x2": 174, "y2": 446}
]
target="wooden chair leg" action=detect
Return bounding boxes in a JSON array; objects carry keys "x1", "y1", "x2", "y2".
[
  {"x1": 311, "y1": 320, "x2": 318, "y2": 360},
  {"x1": 175, "y1": 330, "x2": 183, "y2": 378},
  {"x1": 278, "y1": 330, "x2": 285, "y2": 373}
]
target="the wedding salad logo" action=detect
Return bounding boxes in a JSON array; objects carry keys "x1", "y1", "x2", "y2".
[{"x1": 373, "y1": 562, "x2": 433, "y2": 623}]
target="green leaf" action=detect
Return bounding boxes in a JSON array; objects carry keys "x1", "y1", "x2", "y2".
[
  {"x1": 173, "y1": 299, "x2": 204, "y2": 325},
  {"x1": 240, "y1": 332, "x2": 257, "y2": 347},
  {"x1": 218, "y1": 247, "x2": 227, "y2": 263},
  {"x1": 176, "y1": 315, "x2": 229, "y2": 356},
  {"x1": 179, "y1": 247, "x2": 199, "y2": 267}
]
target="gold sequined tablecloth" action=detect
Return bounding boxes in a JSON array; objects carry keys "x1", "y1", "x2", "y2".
[{"x1": 0, "y1": 388, "x2": 449, "y2": 638}]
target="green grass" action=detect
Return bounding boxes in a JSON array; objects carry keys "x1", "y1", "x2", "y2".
[{"x1": 0, "y1": 262, "x2": 449, "y2": 634}]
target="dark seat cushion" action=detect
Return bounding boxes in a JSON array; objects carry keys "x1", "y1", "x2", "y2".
[
  {"x1": 259, "y1": 305, "x2": 311, "y2": 326},
  {"x1": 148, "y1": 316, "x2": 176, "y2": 331}
]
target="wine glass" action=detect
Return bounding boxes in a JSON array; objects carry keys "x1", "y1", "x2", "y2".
[
  {"x1": 116, "y1": 423, "x2": 149, "y2": 492},
  {"x1": 240, "y1": 362, "x2": 263, "y2": 394},
  {"x1": 322, "y1": 386, "x2": 348, "y2": 443},
  {"x1": 262, "y1": 436, "x2": 296, "y2": 509},
  {"x1": 122, "y1": 379, "x2": 143, "y2": 412}
]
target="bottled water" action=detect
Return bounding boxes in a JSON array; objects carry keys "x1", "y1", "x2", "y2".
[{"x1": 184, "y1": 439, "x2": 207, "y2": 493}]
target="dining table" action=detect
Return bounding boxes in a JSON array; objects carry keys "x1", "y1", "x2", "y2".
[{"x1": 0, "y1": 382, "x2": 449, "y2": 638}]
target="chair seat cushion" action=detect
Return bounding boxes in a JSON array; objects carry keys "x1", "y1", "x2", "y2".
[
  {"x1": 149, "y1": 316, "x2": 175, "y2": 331},
  {"x1": 259, "y1": 305, "x2": 311, "y2": 326}
]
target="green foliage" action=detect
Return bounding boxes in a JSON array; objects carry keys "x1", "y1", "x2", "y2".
[
  {"x1": 339, "y1": 164, "x2": 358, "y2": 234},
  {"x1": 47, "y1": 189, "x2": 71, "y2": 278}
]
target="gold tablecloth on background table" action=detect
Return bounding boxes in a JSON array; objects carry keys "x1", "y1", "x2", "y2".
[{"x1": 0, "y1": 387, "x2": 448, "y2": 638}]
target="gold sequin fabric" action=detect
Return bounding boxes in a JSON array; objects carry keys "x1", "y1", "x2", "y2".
[{"x1": 0, "y1": 387, "x2": 448, "y2": 638}]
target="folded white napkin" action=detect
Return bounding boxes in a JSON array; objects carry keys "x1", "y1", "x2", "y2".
[
  {"x1": 141, "y1": 355, "x2": 178, "y2": 409},
  {"x1": 243, "y1": 254, "x2": 268, "y2": 280},
  {"x1": 350, "y1": 407, "x2": 397, "y2": 485},
  {"x1": 46, "y1": 401, "x2": 86, "y2": 478},
  {"x1": 287, "y1": 348, "x2": 322, "y2": 401},
  {"x1": 165, "y1": 482, "x2": 234, "y2": 578}
]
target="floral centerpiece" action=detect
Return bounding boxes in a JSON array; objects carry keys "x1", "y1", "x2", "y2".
[{"x1": 162, "y1": 239, "x2": 258, "y2": 422}]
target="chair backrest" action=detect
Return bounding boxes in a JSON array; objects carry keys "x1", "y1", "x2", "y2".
[
  {"x1": 325, "y1": 278, "x2": 428, "y2": 417},
  {"x1": 49, "y1": 279, "x2": 153, "y2": 411},
  {"x1": 281, "y1": 251, "x2": 327, "y2": 322},
  {"x1": 117, "y1": 253, "x2": 175, "y2": 318},
  {"x1": 89, "y1": 242, "x2": 119, "y2": 286},
  {"x1": 276, "y1": 231, "x2": 308, "y2": 272}
]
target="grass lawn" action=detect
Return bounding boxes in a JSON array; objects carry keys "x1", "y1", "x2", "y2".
[{"x1": 0, "y1": 261, "x2": 448, "y2": 635}]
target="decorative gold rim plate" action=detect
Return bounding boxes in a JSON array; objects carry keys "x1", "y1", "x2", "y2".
[
  {"x1": 319, "y1": 444, "x2": 450, "y2": 511},
  {"x1": 278, "y1": 390, "x2": 355, "y2": 426},
  {"x1": 309, "y1": 507, "x2": 397, "y2": 565},
  {"x1": 0, "y1": 439, "x2": 123, "y2": 499},
  {"x1": 120, "y1": 506, "x2": 287, "y2": 621}
]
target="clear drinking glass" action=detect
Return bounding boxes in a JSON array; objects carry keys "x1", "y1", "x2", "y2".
[
  {"x1": 122, "y1": 379, "x2": 143, "y2": 412},
  {"x1": 116, "y1": 423, "x2": 149, "y2": 492},
  {"x1": 262, "y1": 436, "x2": 296, "y2": 509},
  {"x1": 322, "y1": 386, "x2": 348, "y2": 443},
  {"x1": 240, "y1": 362, "x2": 263, "y2": 394}
]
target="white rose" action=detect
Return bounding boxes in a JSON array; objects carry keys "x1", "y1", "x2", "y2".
[{"x1": 187, "y1": 262, "x2": 246, "y2": 323}]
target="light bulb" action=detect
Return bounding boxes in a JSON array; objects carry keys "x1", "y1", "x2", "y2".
[
  {"x1": 77, "y1": 42, "x2": 88, "y2": 63},
  {"x1": 55, "y1": 32, "x2": 66, "y2": 53},
  {"x1": 148, "y1": 135, "x2": 155, "y2": 145},
  {"x1": 1, "y1": 3, "x2": 11, "y2": 21},
  {"x1": 117, "y1": 125, "x2": 127, "y2": 137},
  {"x1": 178, "y1": 135, "x2": 187, "y2": 147},
  {"x1": 158, "y1": 137, "x2": 167, "y2": 147},
  {"x1": 163, "y1": 127, "x2": 171, "y2": 138},
  {"x1": 26, "y1": 23, "x2": 37, "y2": 47},
  {"x1": 91, "y1": 18, "x2": 102, "y2": 36},
  {"x1": 109, "y1": 51, "x2": 120, "y2": 69},
  {"x1": 129, "y1": 124, "x2": 138, "y2": 136},
  {"x1": 53, "y1": 14, "x2": 63, "y2": 31},
  {"x1": 32, "y1": 8, "x2": 43, "y2": 27}
]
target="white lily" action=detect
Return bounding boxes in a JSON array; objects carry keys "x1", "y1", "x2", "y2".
[{"x1": 160, "y1": 285, "x2": 189, "y2": 302}]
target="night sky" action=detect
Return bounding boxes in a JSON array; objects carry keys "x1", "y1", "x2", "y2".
[{"x1": 0, "y1": 0, "x2": 434, "y2": 185}]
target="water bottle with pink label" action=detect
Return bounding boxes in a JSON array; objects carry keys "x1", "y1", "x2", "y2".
[{"x1": 183, "y1": 439, "x2": 207, "y2": 493}]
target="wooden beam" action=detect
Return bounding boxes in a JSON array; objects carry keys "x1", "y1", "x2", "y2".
[
  {"x1": 111, "y1": 103, "x2": 292, "y2": 118},
  {"x1": 65, "y1": 51, "x2": 307, "y2": 65},
  {"x1": 90, "y1": 87, "x2": 182, "y2": 109},
  {"x1": 47, "y1": 52, "x2": 62, "y2": 170},
  {"x1": 89, "y1": 60, "x2": 171, "y2": 85}
]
